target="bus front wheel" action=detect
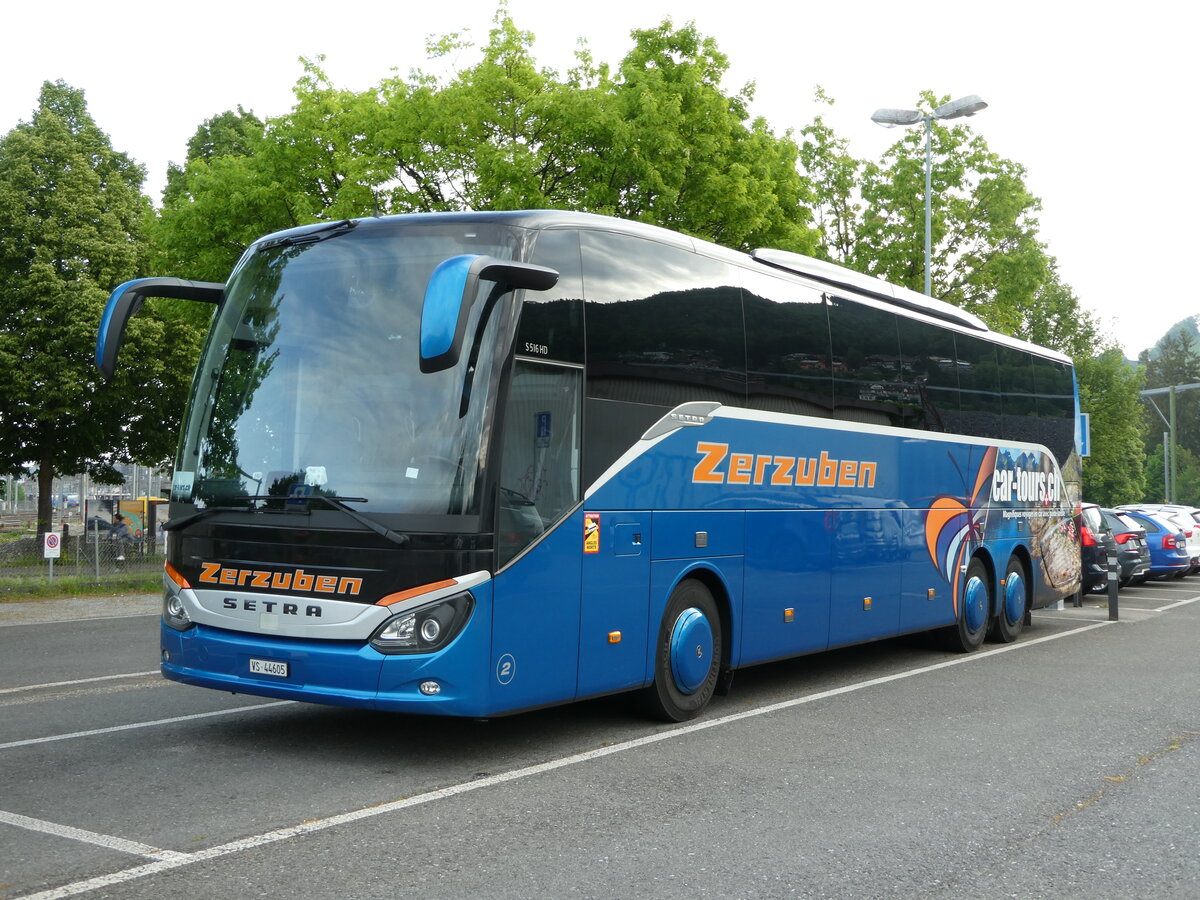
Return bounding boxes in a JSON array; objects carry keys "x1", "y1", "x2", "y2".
[
  {"x1": 639, "y1": 579, "x2": 723, "y2": 722},
  {"x1": 941, "y1": 557, "x2": 990, "y2": 652}
]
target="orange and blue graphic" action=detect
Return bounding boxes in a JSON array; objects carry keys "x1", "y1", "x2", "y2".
[{"x1": 924, "y1": 446, "x2": 997, "y2": 615}]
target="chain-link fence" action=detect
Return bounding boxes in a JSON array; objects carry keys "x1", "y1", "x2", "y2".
[{"x1": 0, "y1": 529, "x2": 165, "y2": 585}]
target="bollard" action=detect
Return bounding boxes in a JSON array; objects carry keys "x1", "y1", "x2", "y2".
[{"x1": 1106, "y1": 552, "x2": 1119, "y2": 621}]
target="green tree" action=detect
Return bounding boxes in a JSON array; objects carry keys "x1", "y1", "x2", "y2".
[
  {"x1": 1076, "y1": 349, "x2": 1146, "y2": 505},
  {"x1": 162, "y1": 106, "x2": 264, "y2": 207},
  {"x1": 152, "y1": 10, "x2": 817, "y2": 283},
  {"x1": 802, "y1": 91, "x2": 1050, "y2": 335},
  {"x1": 798, "y1": 88, "x2": 863, "y2": 262},
  {"x1": 1139, "y1": 331, "x2": 1200, "y2": 463},
  {"x1": 1143, "y1": 443, "x2": 1200, "y2": 506},
  {"x1": 0, "y1": 81, "x2": 202, "y2": 535}
]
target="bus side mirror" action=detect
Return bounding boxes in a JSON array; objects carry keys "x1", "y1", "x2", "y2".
[
  {"x1": 96, "y1": 277, "x2": 224, "y2": 380},
  {"x1": 420, "y1": 255, "x2": 558, "y2": 374}
]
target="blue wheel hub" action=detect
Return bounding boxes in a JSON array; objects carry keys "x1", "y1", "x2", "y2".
[
  {"x1": 669, "y1": 607, "x2": 714, "y2": 695},
  {"x1": 1004, "y1": 572, "x2": 1025, "y2": 625},
  {"x1": 963, "y1": 574, "x2": 988, "y2": 634}
]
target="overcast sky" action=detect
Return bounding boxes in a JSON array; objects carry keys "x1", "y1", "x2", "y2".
[{"x1": 4, "y1": 0, "x2": 1194, "y2": 358}]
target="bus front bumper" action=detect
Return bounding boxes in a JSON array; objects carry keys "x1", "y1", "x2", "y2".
[{"x1": 160, "y1": 621, "x2": 491, "y2": 716}]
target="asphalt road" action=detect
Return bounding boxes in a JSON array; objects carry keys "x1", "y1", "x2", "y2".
[{"x1": 2, "y1": 581, "x2": 1198, "y2": 899}]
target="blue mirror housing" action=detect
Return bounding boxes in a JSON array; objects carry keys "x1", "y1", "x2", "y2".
[
  {"x1": 419, "y1": 255, "x2": 558, "y2": 374},
  {"x1": 96, "y1": 277, "x2": 224, "y2": 380}
]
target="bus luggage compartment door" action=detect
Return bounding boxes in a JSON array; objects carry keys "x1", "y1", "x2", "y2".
[{"x1": 578, "y1": 513, "x2": 650, "y2": 697}]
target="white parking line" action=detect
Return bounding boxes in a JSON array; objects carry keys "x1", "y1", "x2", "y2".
[
  {"x1": 0, "y1": 672, "x2": 159, "y2": 696},
  {"x1": 0, "y1": 702, "x2": 292, "y2": 751},
  {"x1": 0, "y1": 811, "x2": 189, "y2": 862},
  {"x1": 13, "y1": 619, "x2": 1112, "y2": 899},
  {"x1": 1156, "y1": 595, "x2": 1200, "y2": 612}
]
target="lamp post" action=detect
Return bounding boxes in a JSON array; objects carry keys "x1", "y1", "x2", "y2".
[{"x1": 870, "y1": 95, "x2": 988, "y2": 295}]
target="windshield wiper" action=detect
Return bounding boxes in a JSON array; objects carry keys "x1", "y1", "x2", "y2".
[
  {"x1": 302, "y1": 494, "x2": 409, "y2": 547},
  {"x1": 258, "y1": 219, "x2": 358, "y2": 250},
  {"x1": 163, "y1": 492, "x2": 409, "y2": 547}
]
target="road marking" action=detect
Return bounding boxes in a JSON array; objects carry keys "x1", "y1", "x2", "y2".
[
  {"x1": 0, "y1": 610, "x2": 160, "y2": 628},
  {"x1": 1156, "y1": 595, "x2": 1200, "y2": 612},
  {"x1": 0, "y1": 810, "x2": 189, "y2": 862},
  {"x1": 0, "y1": 702, "x2": 292, "y2": 751},
  {"x1": 0, "y1": 672, "x2": 159, "y2": 696},
  {"x1": 1035, "y1": 594, "x2": 1200, "y2": 621},
  {"x1": 15, "y1": 620, "x2": 1113, "y2": 899}
]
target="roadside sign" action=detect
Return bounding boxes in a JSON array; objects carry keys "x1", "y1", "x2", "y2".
[{"x1": 43, "y1": 532, "x2": 61, "y2": 559}]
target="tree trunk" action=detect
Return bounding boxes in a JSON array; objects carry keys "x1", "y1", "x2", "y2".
[{"x1": 36, "y1": 461, "x2": 55, "y2": 540}]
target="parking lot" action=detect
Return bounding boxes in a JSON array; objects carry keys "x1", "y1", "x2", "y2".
[{"x1": 3, "y1": 579, "x2": 1199, "y2": 899}]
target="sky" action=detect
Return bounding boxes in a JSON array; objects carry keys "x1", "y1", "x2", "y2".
[{"x1": 3, "y1": 0, "x2": 1195, "y2": 359}]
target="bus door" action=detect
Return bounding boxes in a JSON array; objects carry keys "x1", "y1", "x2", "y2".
[{"x1": 490, "y1": 360, "x2": 586, "y2": 710}]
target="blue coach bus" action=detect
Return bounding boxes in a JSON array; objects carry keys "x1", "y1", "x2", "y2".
[{"x1": 97, "y1": 211, "x2": 1081, "y2": 721}]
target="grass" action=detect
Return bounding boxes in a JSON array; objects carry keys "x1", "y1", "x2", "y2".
[{"x1": 0, "y1": 574, "x2": 161, "y2": 603}]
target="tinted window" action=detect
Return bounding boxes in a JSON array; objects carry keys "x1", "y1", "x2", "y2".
[
  {"x1": 954, "y1": 334, "x2": 1002, "y2": 440},
  {"x1": 495, "y1": 361, "x2": 582, "y2": 566},
  {"x1": 827, "y1": 296, "x2": 902, "y2": 426},
  {"x1": 896, "y1": 316, "x2": 960, "y2": 431},
  {"x1": 521, "y1": 228, "x2": 584, "y2": 364},
  {"x1": 580, "y1": 231, "x2": 745, "y2": 486},
  {"x1": 998, "y1": 346, "x2": 1039, "y2": 444},
  {"x1": 742, "y1": 268, "x2": 832, "y2": 417},
  {"x1": 582, "y1": 231, "x2": 746, "y2": 407},
  {"x1": 1032, "y1": 355, "x2": 1076, "y2": 464}
]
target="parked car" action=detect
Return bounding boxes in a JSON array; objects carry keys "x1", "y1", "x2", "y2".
[
  {"x1": 1113, "y1": 510, "x2": 1191, "y2": 580},
  {"x1": 1118, "y1": 504, "x2": 1200, "y2": 574},
  {"x1": 1100, "y1": 508, "x2": 1151, "y2": 586},
  {"x1": 1079, "y1": 503, "x2": 1120, "y2": 593}
]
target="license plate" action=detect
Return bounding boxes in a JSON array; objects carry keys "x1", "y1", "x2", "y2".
[{"x1": 249, "y1": 658, "x2": 289, "y2": 678}]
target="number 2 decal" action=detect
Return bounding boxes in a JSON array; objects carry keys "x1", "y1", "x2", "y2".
[{"x1": 496, "y1": 653, "x2": 516, "y2": 685}]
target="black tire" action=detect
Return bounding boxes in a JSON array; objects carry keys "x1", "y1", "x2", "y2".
[
  {"x1": 940, "y1": 557, "x2": 990, "y2": 652},
  {"x1": 988, "y1": 557, "x2": 1027, "y2": 643},
  {"x1": 638, "y1": 579, "x2": 723, "y2": 722}
]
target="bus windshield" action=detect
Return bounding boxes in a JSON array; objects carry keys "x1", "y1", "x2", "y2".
[{"x1": 174, "y1": 221, "x2": 525, "y2": 516}]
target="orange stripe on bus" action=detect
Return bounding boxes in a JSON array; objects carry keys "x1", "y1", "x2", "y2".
[{"x1": 376, "y1": 579, "x2": 458, "y2": 606}]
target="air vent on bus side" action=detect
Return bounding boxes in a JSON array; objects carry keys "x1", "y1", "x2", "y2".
[{"x1": 750, "y1": 248, "x2": 989, "y2": 333}]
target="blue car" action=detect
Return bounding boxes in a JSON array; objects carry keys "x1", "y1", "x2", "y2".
[{"x1": 1116, "y1": 510, "x2": 1191, "y2": 579}]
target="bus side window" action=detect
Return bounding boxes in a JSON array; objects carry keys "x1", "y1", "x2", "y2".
[
  {"x1": 580, "y1": 230, "x2": 745, "y2": 486},
  {"x1": 1032, "y1": 356, "x2": 1076, "y2": 466},
  {"x1": 955, "y1": 334, "x2": 1002, "y2": 441},
  {"x1": 522, "y1": 229, "x2": 584, "y2": 365},
  {"x1": 828, "y1": 295, "x2": 902, "y2": 426},
  {"x1": 998, "y1": 346, "x2": 1038, "y2": 445},
  {"x1": 896, "y1": 316, "x2": 960, "y2": 432},
  {"x1": 495, "y1": 361, "x2": 582, "y2": 567},
  {"x1": 742, "y1": 269, "x2": 833, "y2": 418}
]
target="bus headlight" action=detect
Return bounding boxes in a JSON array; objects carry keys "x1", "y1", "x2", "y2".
[
  {"x1": 162, "y1": 583, "x2": 194, "y2": 632},
  {"x1": 370, "y1": 592, "x2": 474, "y2": 654}
]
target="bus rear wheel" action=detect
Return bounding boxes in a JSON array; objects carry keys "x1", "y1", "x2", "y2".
[
  {"x1": 940, "y1": 557, "x2": 990, "y2": 652},
  {"x1": 988, "y1": 557, "x2": 1027, "y2": 643},
  {"x1": 638, "y1": 579, "x2": 723, "y2": 722}
]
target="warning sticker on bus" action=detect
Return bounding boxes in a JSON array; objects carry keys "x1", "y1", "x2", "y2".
[{"x1": 584, "y1": 513, "x2": 600, "y2": 554}]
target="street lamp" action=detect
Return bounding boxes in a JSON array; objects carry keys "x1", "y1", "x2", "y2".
[{"x1": 870, "y1": 95, "x2": 988, "y2": 295}]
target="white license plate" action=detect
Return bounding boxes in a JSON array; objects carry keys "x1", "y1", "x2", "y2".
[{"x1": 249, "y1": 658, "x2": 289, "y2": 678}]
